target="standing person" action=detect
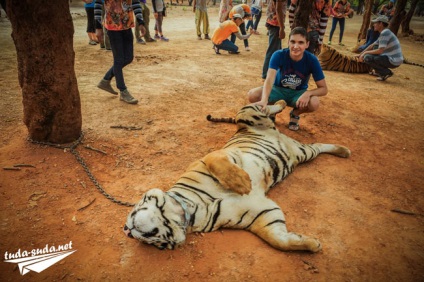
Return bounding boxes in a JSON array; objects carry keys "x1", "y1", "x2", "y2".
[
  {"x1": 248, "y1": 27, "x2": 328, "y2": 131},
  {"x1": 94, "y1": 0, "x2": 146, "y2": 105},
  {"x1": 211, "y1": 14, "x2": 254, "y2": 54},
  {"x1": 193, "y1": 0, "x2": 210, "y2": 40},
  {"x1": 229, "y1": 4, "x2": 251, "y2": 51},
  {"x1": 152, "y1": 0, "x2": 169, "y2": 41},
  {"x1": 357, "y1": 15, "x2": 403, "y2": 81},
  {"x1": 135, "y1": 0, "x2": 156, "y2": 44},
  {"x1": 288, "y1": 0, "x2": 332, "y2": 55},
  {"x1": 356, "y1": 23, "x2": 380, "y2": 53},
  {"x1": 83, "y1": 0, "x2": 98, "y2": 45},
  {"x1": 261, "y1": 0, "x2": 287, "y2": 79},
  {"x1": 246, "y1": 0, "x2": 264, "y2": 35},
  {"x1": 218, "y1": 0, "x2": 233, "y2": 23},
  {"x1": 379, "y1": 0, "x2": 395, "y2": 20},
  {"x1": 328, "y1": 0, "x2": 352, "y2": 46}
]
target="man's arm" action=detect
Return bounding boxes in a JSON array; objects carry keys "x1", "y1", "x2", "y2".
[
  {"x1": 296, "y1": 79, "x2": 327, "y2": 109},
  {"x1": 234, "y1": 29, "x2": 255, "y2": 40},
  {"x1": 276, "y1": 0, "x2": 287, "y2": 39},
  {"x1": 255, "y1": 68, "x2": 277, "y2": 110}
]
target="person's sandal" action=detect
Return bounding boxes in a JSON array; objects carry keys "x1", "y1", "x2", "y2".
[
  {"x1": 288, "y1": 110, "x2": 300, "y2": 131},
  {"x1": 368, "y1": 70, "x2": 379, "y2": 77},
  {"x1": 213, "y1": 45, "x2": 221, "y2": 55}
]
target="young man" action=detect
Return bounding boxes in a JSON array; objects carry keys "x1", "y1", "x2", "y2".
[
  {"x1": 357, "y1": 15, "x2": 403, "y2": 81},
  {"x1": 211, "y1": 13, "x2": 254, "y2": 54},
  {"x1": 247, "y1": 27, "x2": 327, "y2": 131}
]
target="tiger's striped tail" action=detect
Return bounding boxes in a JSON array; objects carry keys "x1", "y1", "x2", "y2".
[{"x1": 206, "y1": 115, "x2": 236, "y2": 124}]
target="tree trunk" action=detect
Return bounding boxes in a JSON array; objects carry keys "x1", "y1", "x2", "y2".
[
  {"x1": 389, "y1": 0, "x2": 408, "y2": 35},
  {"x1": 293, "y1": 0, "x2": 312, "y2": 29},
  {"x1": 358, "y1": 0, "x2": 374, "y2": 41},
  {"x1": 7, "y1": 0, "x2": 82, "y2": 143},
  {"x1": 401, "y1": 0, "x2": 419, "y2": 35}
]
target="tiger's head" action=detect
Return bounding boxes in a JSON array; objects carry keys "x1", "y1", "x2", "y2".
[{"x1": 123, "y1": 189, "x2": 188, "y2": 250}]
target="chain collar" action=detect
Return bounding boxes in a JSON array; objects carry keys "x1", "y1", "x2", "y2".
[{"x1": 166, "y1": 191, "x2": 191, "y2": 232}]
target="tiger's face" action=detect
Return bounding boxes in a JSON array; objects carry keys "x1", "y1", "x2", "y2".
[{"x1": 123, "y1": 189, "x2": 187, "y2": 250}]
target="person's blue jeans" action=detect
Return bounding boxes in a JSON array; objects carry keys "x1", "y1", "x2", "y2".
[
  {"x1": 104, "y1": 29, "x2": 134, "y2": 91},
  {"x1": 262, "y1": 25, "x2": 281, "y2": 79},
  {"x1": 307, "y1": 30, "x2": 319, "y2": 54},
  {"x1": 329, "y1": 17, "x2": 346, "y2": 43},
  {"x1": 231, "y1": 22, "x2": 248, "y2": 48},
  {"x1": 363, "y1": 54, "x2": 398, "y2": 76},
  {"x1": 246, "y1": 13, "x2": 262, "y2": 31},
  {"x1": 216, "y1": 39, "x2": 239, "y2": 53}
]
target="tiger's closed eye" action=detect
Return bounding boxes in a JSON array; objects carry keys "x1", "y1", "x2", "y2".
[{"x1": 143, "y1": 228, "x2": 159, "y2": 237}]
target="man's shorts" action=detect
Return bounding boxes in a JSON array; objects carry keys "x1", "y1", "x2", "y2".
[{"x1": 268, "y1": 85, "x2": 306, "y2": 108}]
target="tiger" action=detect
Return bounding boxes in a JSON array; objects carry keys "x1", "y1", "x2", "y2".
[
  {"x1": 124, "y1": 101, "x2": 351, "y2": 252},
  {"x1": 319, "y1": 44, "x2": 424, "y2": 73},
  {"x1": 318, "y1": 44, "x2": 372, "y2": 73}
]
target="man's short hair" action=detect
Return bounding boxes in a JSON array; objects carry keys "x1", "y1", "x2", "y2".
[{"x1": 289, "y1": 27, "x2": 309, "y2": 42}]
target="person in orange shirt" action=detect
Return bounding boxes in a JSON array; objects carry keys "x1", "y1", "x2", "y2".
[
  {"x1": 211, "y1": 14, "x2": 254, "y2": 54},
  {"x1": 229, "y1": 4, "x2": 252, "y2": 51}
]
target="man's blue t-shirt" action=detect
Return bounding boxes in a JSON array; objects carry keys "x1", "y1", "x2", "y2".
[{"x1": 269, "y1": 49, "x2": 325, "y2": 90}]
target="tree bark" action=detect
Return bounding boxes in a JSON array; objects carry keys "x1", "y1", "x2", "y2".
[
  {"x1": 358, "y1": 0, "x2": 374, "y2": 41},
  {"x1": 293, "y1": 0, "x2": 312, "y2": 29},
  {"x1": 401, "y1": 0, "x2": 419, "y2": 35},
  {"x1": 7, "y1": 0, "x2": 82, "y2": 143},
  {"x1": 389, "y1": 0, "x2": 408, "y2": 35}
]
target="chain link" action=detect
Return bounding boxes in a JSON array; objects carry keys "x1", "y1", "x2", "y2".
[{"x1": 27, "y1": 132, "x2": 135, "y2": 207}]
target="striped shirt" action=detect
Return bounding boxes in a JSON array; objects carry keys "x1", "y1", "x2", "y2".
[
  {"x1": 94, "y1": 0, "x2": 144, "y2": 31},
  {"x1": 376, "y1": 29, "x2": 403, "y2": 66}
]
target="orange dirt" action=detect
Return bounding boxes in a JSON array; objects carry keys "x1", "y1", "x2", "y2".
[{"x1": 1, "y1": 3, "x2": 423, "y2": 281}]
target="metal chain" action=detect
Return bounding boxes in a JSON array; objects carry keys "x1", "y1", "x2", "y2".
[{"x1": 27, "y1": 132, "x2": 135, "y2": 207}]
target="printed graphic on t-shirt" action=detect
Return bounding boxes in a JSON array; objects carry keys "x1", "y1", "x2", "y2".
[{"x1": 280, "y1": 74, "x2": 302, "y2": 90}]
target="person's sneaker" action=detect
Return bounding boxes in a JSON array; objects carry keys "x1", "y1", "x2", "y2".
[
  {"x1": 339, "y1": 42, "x2": 345, "y2": 46},
  {"x1": 154, "y1": 34, "x2": 160, "y2": 39},
  {"x1": 377, "y1": 71, "x2": 393, "y2": 81},
  {"x1": 197, "y1": 35, "x2": 202, "y2": 40},
  {"x1": 146, "y1": 38, "x2": 156, "y2": 42},
  {"x1": 89, "y1": 40, "x2": 97, "y2": 45},
  {"x1": 160, "y1": 36, "x2": 169, "y2": 42},
  {"x1": 245, "y1": 46, "x2": 251, "y2": 51},
  {"x1": 204, "y1": 34, "x2": 211, "y2": 40},
  {"x1": 120, "y1": 89, "x2": 138, "y2": 104},
  {"x1": 100, "y1": 43, "x2": 105, "y2": 49},
  {"x1": 327, "y1": 41, "x2": 331, "y2": 45},
  {"x1": 213, "y1": 45, "x2": 221, "y2": 55},
  {"x1": 137, "y1": 38, "x2": 146, "y2": 44},
  {"x1": 97, "y1": 79, "x2": 118, "y2": 95}
]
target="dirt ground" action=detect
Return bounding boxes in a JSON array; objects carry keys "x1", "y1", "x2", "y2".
[{"x1": 1, "y1": 2, "x2": 424, "y2": 281}]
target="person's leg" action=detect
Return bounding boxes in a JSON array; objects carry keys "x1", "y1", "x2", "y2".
[
  {"x1": 195, "y1": 9, "x2": 202, "y2": 37},
  {"x1": 262, "y1": 25, "x2": 281, "y2": 79},
  {"x1": 104, "y1": 30, "x2": 127, "y2": 91},
  {"x1": 328, "y1": 17, "x2": 337, "y2": 43},
  {"x1": 203, "y1": 11, "x2": 210, "y2": 38},
  {"x1": 217, "y1": 39, "x2": 239, "y2": 53},
  {"x1": 363, "y1": 54, "x2": 395, "y2": 77},
  {"x1": 246, "y1": 19, "x2": 253, "y2": 30},
  {"x1": 306, "y1": 30, "x2": 319, "y2": 54},
  {"x1": 247, "y1": 86, "x2": 263, "y2": 103},
  {"x1": 339, "y1": 18, "x2": 345, "y2": 44},
  {"x1": 253, "y1": 13, "x2": 262, "y2": 31},
  {"x1": 141, "y1": 3, "x2": 153, "y2": 41},
  {"x1": 239, "y1": 22, "x2": 248, "y2": 48}
]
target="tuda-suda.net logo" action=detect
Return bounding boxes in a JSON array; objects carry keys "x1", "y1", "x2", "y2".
[{"x1": 4, "y1": 241, "x2": 76, "y2": 275}]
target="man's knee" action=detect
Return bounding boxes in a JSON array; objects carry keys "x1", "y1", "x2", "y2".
[
  {"x1": 308, "y1": 96, "x2": 320, "y2": 112},
  {"x1": 247, "y1": 87, "x2": 261, "y2": 103}
]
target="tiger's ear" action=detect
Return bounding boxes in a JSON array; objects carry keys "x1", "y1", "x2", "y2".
[
  {"x1": 144, "y1": 188, "x2": 166, "y2": 207},
  {"x1": 203, "y1": 150, "x2": 252, "y2": 195}
]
